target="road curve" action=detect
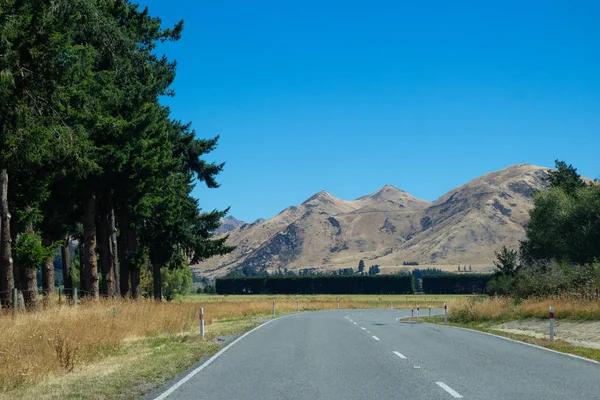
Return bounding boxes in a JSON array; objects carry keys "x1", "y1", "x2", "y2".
[{"x1": 149, "y1": 309, "x2": 600, "y2": 400}]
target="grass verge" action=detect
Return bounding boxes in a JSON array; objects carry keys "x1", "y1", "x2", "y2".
[
  {"x1": 419, "y1": 314, "x2": 600, "y2": 363},
  {"x1": 1, "y1": 294, "x2": 461, "y2": 399}
]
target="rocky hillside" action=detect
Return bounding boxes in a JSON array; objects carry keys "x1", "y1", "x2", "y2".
[
  {"x1": 194, "y1": 164, "x2": 550, "y2": 277},
  {"x1": 214, "y1": 216, "x2": 246, "y2": 234}
]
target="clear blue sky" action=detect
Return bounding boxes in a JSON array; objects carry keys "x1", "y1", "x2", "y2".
[{"x1": 140, "y1": 0, "x2": 600, "y2": 222}]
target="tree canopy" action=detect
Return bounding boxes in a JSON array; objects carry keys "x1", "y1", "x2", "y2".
[{"x1": 0, "y1": 0, "x2": 232, "y2": 306}]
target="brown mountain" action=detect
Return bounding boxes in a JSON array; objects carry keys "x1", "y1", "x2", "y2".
[
  {"x1": 214, "y1": 216, "x2": 247, "y2": 234},
  {"x1": 193, "y1": 164, "x2": 550, "y2": 277}
]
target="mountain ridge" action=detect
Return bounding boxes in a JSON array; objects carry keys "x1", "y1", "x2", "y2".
[{"x1": 195, "y1": 164, "x2": 552, "y2": 277}]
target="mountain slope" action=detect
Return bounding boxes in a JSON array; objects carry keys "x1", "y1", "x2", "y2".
[
  {"x1": 214, "y1": 216, "x2": 247, "y2": 234},
  {"x1": 194, "y1": 164, "x2": 550, "y2": 277}
]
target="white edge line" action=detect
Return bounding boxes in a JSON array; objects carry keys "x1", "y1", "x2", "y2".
[
  {"x1": 153, "y1": 316, "x2": 285, "y2": 400},
  {"x1": 443, "y1": 324, "x2": 600, "y2": 366},
  {"x1": 393, "y1": 351, "x2": 407, "y2": 359},
  {"x1": 436, "y1": 382, "x2": 463, "y2": 398},
  {"x1": 372, "y1": 335, "x2": 380, "y2": 341}
]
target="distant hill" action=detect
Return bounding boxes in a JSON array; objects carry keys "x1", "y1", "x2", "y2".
[
  {"x1": 214, "y1": 216, "x2": 246, "y2": 234},
  {"x1": 195, "y1": 164, "x2": 552, "y2": 277}
]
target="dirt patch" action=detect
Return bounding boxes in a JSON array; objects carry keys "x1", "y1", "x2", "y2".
[{"x1": 491, "y1": 319, "x2": 600, "y2": 349}]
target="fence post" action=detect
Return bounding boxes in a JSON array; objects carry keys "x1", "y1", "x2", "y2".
[
  {"x1": 12, "y1": 288, "x2": 17, "y2": 319},
  {"x1": 200, "y1": 308, "x2": 205, "y2": 339},
  {"x1": 74, "y1": 288, "x2": 78, "y2": 306},
  {"x1": 58, "y1": 288, "x2": 62, "y2": 305},
  {"x1": 336, "y1": 298, "x2": 339, "y2": 309},
  {"x1": 272, "y1": 299, "x2": 275, "y2": 316},
  {"x1": 444, "y1": 302, "x2": 447, "y2": 324},
  {"x1": 549, "y1": 306, "x2": 555, "y2": 342},
  {"x1": 296, "y1": 298, "x2": 299, "y2": 312}
]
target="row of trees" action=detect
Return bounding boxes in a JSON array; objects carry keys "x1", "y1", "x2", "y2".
[
  {"x1": 0, "y1": 1, "x2": 231, "y2": 307},
  {"x1": 216, "y1": 275, "x2": 415, "y2": 295},
  {"x1": 489, "y1": 160, "x2": 600, "y2": 297}
]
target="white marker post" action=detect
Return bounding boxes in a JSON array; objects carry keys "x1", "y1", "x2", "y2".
[
  {"x1": 389, "y1": 301, "x2": 393, "y2": 310},
  {"x1": 411, "y1": 308, "x2": 414, "y2": 318},
  {"x1": 549, "y1": 306, "x2": 555, "y2": 342},
  {"x1": 336, "y1": 298, "x2": 339, "y2": 309},
  {"x1": 199, "y1": 308, "x2": 205, "y2": 339},
  {"x1": 444, "y1": 302, "x2": 448, "y2": 324},
  {"x1": 429, "y1": 307, "x2": 431, "y2": 317},
  {"x1": 272, "y1": 299, "x2": 275, "y2": 316},
  {"x1": 296, "y1": 298, "x2": 299, "y2": 312},
  {"x1": 417, "y1": 304, "x2": 420, "y2": 319}
]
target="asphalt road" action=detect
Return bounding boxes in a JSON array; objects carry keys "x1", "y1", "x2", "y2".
[{"x1": 151, "y1": 309, "x2": 600, "y2": 400}]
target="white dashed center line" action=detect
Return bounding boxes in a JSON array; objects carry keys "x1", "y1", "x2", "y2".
[
  {"x1": 371, "y1": 336, "x2": 380, "y2": 341},
  {"x1": 436, "y1": 382, "x2": 463, "y2": 398},
  {"x1": 393, "y1": 351, "x2": 407, "y2": 359},
  {"x1": 361, "y1": 327, "x2": 366, "y2": 330},
  {"x1": 353, "y1": 322, "x2": 357, "y2": 325}
]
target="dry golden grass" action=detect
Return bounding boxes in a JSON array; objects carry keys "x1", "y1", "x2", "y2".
[
  {"x1": 0, "y1": 293, "x2": 461, "y2": 397},
  {"x1": 447, "y1": 296, "x2": 600, "y2": 323}
]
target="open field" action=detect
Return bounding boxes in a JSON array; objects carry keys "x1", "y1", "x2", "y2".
[{"x1": 0, "y1": 294, "x2": 464, "y2": 400}]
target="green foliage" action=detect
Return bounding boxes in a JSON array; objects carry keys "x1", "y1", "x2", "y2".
[
  {"x1": 502, "y1": 261, "x2": 600, "y2": 298},
  {"x1": 493, "y1": 246, "x2": 519, "y2": 276},
  {"x1": 368, "y1": 265, "x2": 380, "y2": 275},
  {"x1": 546, "y1": 160, "x2": 587, "y2": 195},
  {"x1": 357, "y1": 259, "x2": 365, "y2": 273},
  {"x1": 216, "y1": 275, "x2": 415, "y2": 295},
  {"x1": 520, "y1": 184, "x2": 600, "y2": 265},
  {"x1": 422, "y1": 274, "x2": 492, "y2": 294},
  {"x1": 161, "y1": 267, "x2": 193, "y2": 301},
  {"x1": 14, "y1": 232, "x2": 54, "y2": 270}
]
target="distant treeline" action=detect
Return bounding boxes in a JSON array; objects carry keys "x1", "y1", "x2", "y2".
[
  {"x1": 216, "y1": 275, "x2": 414, "y2": 295},
  {"x1": 422, "y1": 274, "x2": 492, "y2": 294}
]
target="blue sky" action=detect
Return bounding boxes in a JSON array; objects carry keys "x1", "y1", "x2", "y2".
[{"x1": 139, "y1": 0, "x2": 600, "y2": 222}]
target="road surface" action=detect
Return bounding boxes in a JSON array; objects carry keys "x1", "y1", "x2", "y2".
[{"x1": 150, "y1": 309, "x2": 600, "y2": 399}]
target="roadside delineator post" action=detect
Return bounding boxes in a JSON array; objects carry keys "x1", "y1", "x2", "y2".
[
  {"x1": 74, "y1": 288, "x2": 79, "y2": 306},
  {"x1": 272, "y1": 299, "x2": 275, "y2": 316},
  {"x1": 417, "y1": 304, "x2": 420, "y2": 319},
  {"x1": 443, "y1": 302, "x2": 448, "y2": 324},
  {"x1": 429, "y1": 307, "x2": 431, "y2": 317},
  {"x1": 389, "y1": 301, "x2": 393, "y2": 310},
  {"x1": 411, "y1": 308, "x2": 414, "y2": 318},
  {"x1": 549, "y1": 306, "x2": 555, "y2": 342},
  {"x1": 336, "y1": 298, "x2": 339, "y2": 309},
  {"x1": 296, "y1": 298, "x2": 299, "y2": 312},
  {"x1": 200, "y1": 307, "x2": 205, "y2": 339}
]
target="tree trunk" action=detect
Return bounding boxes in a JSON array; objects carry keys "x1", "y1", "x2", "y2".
[
  {"x1": 110, "y1": 207, "x2": 119, "y2": 296},
  {"x1": 98, "y1": 213, "x2": 111, "y2": 296},
  {"x1": 83, "y1": 191, "x2": 99, "y2": 300},
  {"x1": 79, "y1": 241, "x2": 86, "y2": 292},
  {"x1": 41, "y1": 236, "x2": 55, "y2": 302},
  {"x1": 20, "y1": 259, "x2": 38, "y2": 308},
  {"x1": 152, "y1": 260, "x2": 161, "y2": 301},
  {"x1": 118, "y1": 216, "x2": 129, "y2": 297},
  {"x1": 0, "y1": 168, "x2": 14, "y2": 307},
  {"x1": 19, "y1": 225, "x2": 38, "y2": 308},
  {"x1": 127, "y1": 228, "x2": 139, "y2": 299},
  {"x1": 61, "y1": 237, "x2": 73, "y2": 298}
]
